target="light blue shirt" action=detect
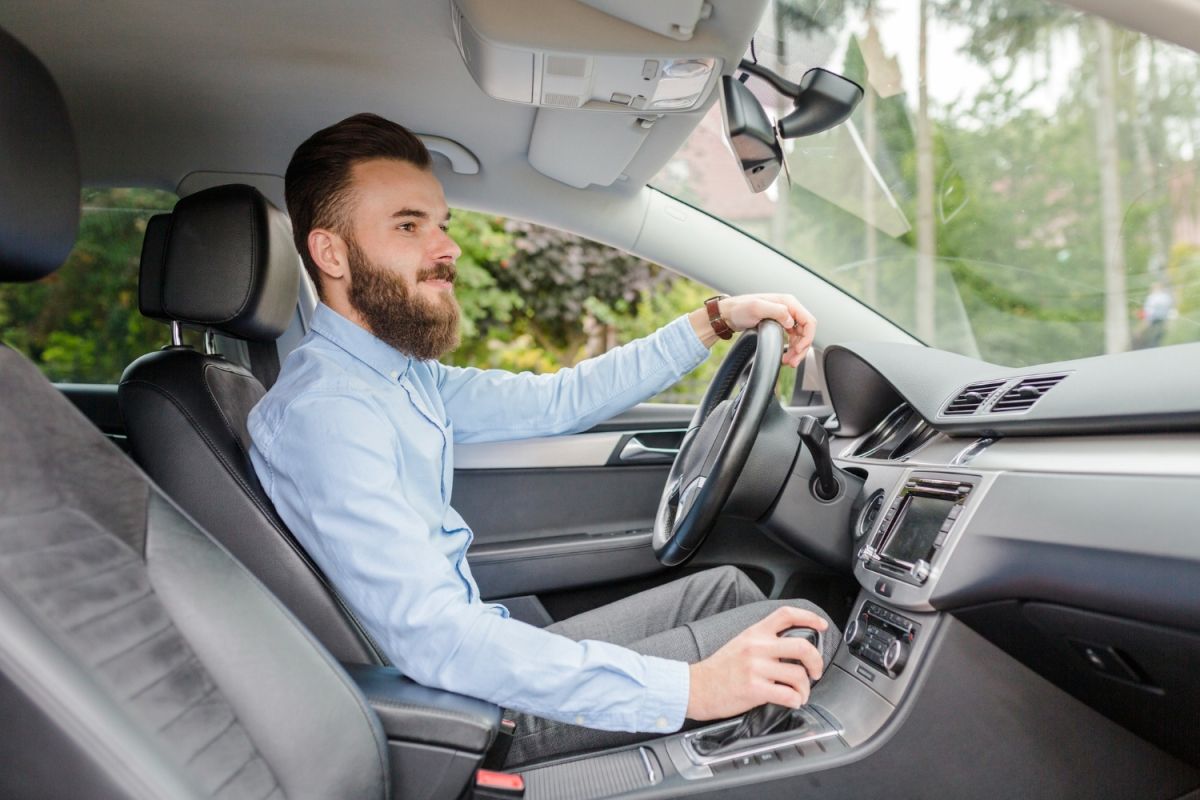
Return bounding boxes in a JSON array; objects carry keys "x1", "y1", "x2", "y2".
[{"x1": 248, "y1": 303, "x2": 710, "y2": 732}]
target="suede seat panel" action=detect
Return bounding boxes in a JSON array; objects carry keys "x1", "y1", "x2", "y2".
[{"x1": 0, "y1": 347, "x2": 283, "y2": 800}]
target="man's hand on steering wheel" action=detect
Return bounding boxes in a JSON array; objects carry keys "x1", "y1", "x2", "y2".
[{"x1": 688, "y1": 292, "x2": 816, "y2": 367}]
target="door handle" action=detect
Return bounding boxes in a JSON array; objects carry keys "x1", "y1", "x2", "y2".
[{"x1": 619, "y1": 436, "x2": 679, "y2": 463}]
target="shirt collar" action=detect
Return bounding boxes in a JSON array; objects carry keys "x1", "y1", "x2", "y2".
[{"x1": 310, "y1": 302, "x2": 414, "y2": 383}]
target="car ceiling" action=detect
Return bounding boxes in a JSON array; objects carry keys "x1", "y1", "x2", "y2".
[
  {"x1": 0, "y1": 1, "x2": 760, "y2": 234},
  {"x1": 2, "y1": 0, "x2": 1197, "y2": 243}
]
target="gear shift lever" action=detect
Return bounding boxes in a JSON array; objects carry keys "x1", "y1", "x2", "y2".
[{"x1": 692, "y1": 627, "x2": 821, "y2": 756}]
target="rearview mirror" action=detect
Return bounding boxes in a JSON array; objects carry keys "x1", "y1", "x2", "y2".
[
  {"x1": 777, "y1": 68, "x2": 865, "y2": 139},
  {"x1": 720, "y1": 75, "x2": 782, "y2": 194},
  {"x1": 720, "y1": 62, "x2": 864, "y2": 193}
]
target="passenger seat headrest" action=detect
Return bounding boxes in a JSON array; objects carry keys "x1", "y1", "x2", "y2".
[
  {"x1": 138, "y1": 184, "x2": 300, "y2": 342},
  {"x1": 0, "y1": 27, "x2": 81, "y2": 283}
]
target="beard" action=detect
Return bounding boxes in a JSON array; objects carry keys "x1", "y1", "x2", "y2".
[{"x1": 345, "y1": 236, "x2": 461, "y2": 361}]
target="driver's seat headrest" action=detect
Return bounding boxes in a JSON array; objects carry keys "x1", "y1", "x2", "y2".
[
  {"x1": 139, "y1": 184, "x2": 301, "y2": 342},
  {"x1": 0, "y1": 27, "x2": 81, "y2": 283}
]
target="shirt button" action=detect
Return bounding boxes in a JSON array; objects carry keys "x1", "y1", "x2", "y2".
[
  {"x1": 656, "y1": 716, "x2": 669, "y2": 729},
  {"x1": 575, "y1": 715, "x2": 585, "y2": 725},
  {"x1": 389, "y1": 370, "x2": 399, "y2": 380}
]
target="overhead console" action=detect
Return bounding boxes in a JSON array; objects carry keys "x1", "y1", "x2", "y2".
[{"x1": 450, "y1": 0, "x2": 767, "y2": 188}]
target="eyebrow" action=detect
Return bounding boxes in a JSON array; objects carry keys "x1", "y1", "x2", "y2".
[{"x1": 390, "y1": 208, "x2": 452, "y2": 223}]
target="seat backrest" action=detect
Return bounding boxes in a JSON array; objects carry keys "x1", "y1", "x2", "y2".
[
  {"x1": 0, "y1": 26, "x2": 388, "y2": 800},
  {"x1": 119, "y1": 186, "x2": 384, "y2": 666}
]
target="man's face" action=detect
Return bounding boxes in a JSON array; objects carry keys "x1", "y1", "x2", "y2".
[{"x1": 342, "y1": 158, "x2": 463, "y2": 359}]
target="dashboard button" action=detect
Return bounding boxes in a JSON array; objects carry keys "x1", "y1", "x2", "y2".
[{"x1": 875, "y1": 578, "x2": 893, "y2": 597}]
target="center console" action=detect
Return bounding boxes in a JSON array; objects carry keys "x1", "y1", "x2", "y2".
[{"x1": 342, "y1": 663, "x2": 503, "y2": 800}]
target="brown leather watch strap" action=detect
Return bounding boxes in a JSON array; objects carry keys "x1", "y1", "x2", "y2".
[{"x1": 704, "y1": 295, "x2": 733, "y2": 340}]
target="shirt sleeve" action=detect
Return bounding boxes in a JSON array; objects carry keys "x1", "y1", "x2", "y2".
[
  {"x1": 436, "y1": 313, "x2": 710, "y2": 443},
  {"x1": 256, "y1": 392, "x2": 690, "y2": 733}
]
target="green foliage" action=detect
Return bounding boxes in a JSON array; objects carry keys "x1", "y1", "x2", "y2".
[
  {"x1": 3, "y1": 188, "x2": 739, "y2": 406},
  {"x1": 0, "y1": 187, "x2": 177, "y2": 382}
]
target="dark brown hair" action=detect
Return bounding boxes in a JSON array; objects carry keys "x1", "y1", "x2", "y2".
[{"x1": 284, "y1": 113, "x2": 432, "y2": 296}]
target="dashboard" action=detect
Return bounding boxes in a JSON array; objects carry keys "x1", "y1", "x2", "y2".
[{"x1": 816, "y1": 340, "x2": 1200, "y2": 768}]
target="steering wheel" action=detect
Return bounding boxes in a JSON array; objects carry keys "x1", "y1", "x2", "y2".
[{"x1": 653, "y1": 320, "x2": 785, "y2": 566}]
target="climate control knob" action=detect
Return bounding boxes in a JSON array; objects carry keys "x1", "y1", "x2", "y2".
[
  {"x1": 883, "y1": 638, "x2": 909, "y2": 674},
  {"x1": 844, "y1": 617, "x2": 862, "y2": 648}
]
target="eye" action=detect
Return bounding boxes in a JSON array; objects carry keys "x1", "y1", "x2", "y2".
[
  {"x1": 439, "y1": 223, "x2": 450, "y2": 233},
  {"x1": 396, "y1": 222, "x2": 416, "y2": 232}
]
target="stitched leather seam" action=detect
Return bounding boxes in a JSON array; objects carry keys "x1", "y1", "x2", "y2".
[
  {"x1": 200, "y1": 361, "x2": 255, "y2": 464},
  {"x1": 222, "y1": 193, "x2": 258, "y2": 323},
  {"x1": 364, "y1": 697, "x2": 493, "y2": 728}
]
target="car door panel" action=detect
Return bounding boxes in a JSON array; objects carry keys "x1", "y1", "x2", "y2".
[
  {"x1": 58, "y1": 383, "x2": 128, "y2": 451},
  {"x1": 454, "y1": 405, "x2": 694, "y2": 600},
  {"x1": 456, "y1": 401, "x2": 839, "y2": 607}
]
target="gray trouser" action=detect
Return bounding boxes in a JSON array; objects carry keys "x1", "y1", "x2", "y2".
[{"x1": 503, "y1": 565, "x2": 840, "y2": 767}]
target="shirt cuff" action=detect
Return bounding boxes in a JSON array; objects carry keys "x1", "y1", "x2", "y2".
[
  {"x1": 637, "y1": 655, "x2": 691, "y2": 733},
  {"x1": 663, "y1": 313, "x2": 711, "y2": 370}
]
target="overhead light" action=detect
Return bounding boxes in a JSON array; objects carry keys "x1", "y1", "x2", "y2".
[
  {"x1": 662, "y1": 59, "x2": 713, "y2": 79},
  {"x1": 651, "y1": 94, "x2": 701, "y2": 110}
]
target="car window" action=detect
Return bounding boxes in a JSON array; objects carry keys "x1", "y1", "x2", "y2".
[
  {"x1": 0, "y1": 187, "x2": 189, "y2": 384},
  {"x1": 444, "y1": 210, "x2": 797, "y2": 405}
]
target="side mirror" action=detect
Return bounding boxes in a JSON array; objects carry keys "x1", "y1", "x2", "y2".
[{"x1": 720, "y1": 75, "x2": 783, "y2": 194}]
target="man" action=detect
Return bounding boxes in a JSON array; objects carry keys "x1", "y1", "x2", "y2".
[{"x1": 249, "y1": 113, "x2": 839, "y2": 766}]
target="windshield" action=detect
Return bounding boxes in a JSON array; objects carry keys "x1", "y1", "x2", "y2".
[{"x1": 654, "y1": 0, "x2": 1200, "y2": 367}]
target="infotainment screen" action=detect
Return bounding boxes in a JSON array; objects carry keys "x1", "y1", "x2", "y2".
[{"x1": 880, "y1": 495, "x2": 957, "y2": 564}]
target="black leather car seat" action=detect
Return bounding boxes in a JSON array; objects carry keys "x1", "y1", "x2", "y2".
[
  {"x1": 119, "y1": 186, "x2": 384, "y2": 665},
  {"x1": 0, "y1": 26, "x2": 389, "y2": 800}
]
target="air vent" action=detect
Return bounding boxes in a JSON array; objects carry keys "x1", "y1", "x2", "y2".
[
  {"x1": 943, "y1": 379, "x2": 1005, "y2": 416},
  {"x1": 991, "y1": 373, "x2": 1067, "y2": 413}
]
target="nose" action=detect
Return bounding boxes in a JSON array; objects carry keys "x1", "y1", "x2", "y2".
[{"x1": 434, "y1": 225, "x2": 462, "y2": 262}]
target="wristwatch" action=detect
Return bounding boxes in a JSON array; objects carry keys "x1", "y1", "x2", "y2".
[{"x1": 704, "y1": 295, "x2": 734, "y2": 340}]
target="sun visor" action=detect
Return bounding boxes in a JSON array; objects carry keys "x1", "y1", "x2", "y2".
[{"x1": 528, "y1": 109, "x2": 653, "y2": 189}]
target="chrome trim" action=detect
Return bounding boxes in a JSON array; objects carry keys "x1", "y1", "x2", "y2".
[
  {"x1": 851, "y1": 403, "x2": 912, "y2": 459},
  {"x1": 456, "y1": 428, "x2": 687, "y2": 470},
  {"x1": 455, "y1": 432, "x2": 625, "y2": 469},
  {"x1": 638, "y1": 746, "x2": 658, "y2": 783},
  {"x1": 951, "y1": 437, "x2": 995, "y2": 466},
  {"x1": 170, "y1": 320, "x2": 184, "y2": 347},
  {"x1": 620, "y1": 436, "x2": 680, "y2": 462},
  {"x1": 678, "y1": 705, "x2": 843, "y2": 767}
]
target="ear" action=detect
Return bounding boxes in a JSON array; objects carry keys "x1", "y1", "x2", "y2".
[{"x1": 308, "y1": 228, "x2": 348, "y2": 285}]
